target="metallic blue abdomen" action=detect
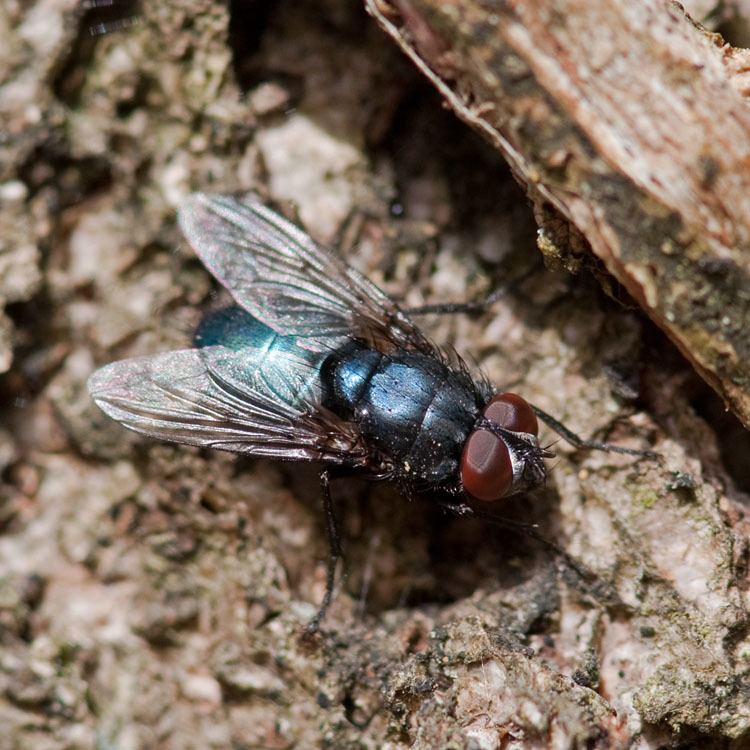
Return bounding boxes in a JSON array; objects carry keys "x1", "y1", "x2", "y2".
[{"x1": 195, "y1": 307, "x2": 325, "y2": 408}]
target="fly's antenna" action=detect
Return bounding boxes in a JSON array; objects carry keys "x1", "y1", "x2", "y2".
[
  {"x1": 543, "y1": 438, "x2": 561, "y2": 452},
  {"x1": 548, "y1": 458, "x2": 563, "y2": 473}
]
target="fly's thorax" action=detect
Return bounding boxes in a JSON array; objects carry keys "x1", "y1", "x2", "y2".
[
  {"x1": 404, "y1": 373, "x2": 481, "y2": 483},
  {"x1": 322, "y1": 345, "x2": 482, "y2": 484},
  {"x1": 321, "y1": 341, "x2": 381, "y2": 416}
]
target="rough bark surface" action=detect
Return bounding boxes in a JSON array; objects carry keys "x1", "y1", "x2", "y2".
[
  {"x1": 1, "y1": 1, "x2": 750, "y2": 749},
  {"x1": 367, "y1": 0, "x2": 750, "y2": 430}
]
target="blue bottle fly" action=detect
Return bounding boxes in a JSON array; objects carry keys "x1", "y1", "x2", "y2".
[{"x1": 88, "y1": 193, "x2": 655, "y2": 629}]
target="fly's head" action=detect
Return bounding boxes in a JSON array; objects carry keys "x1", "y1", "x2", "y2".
[{"x1": 460, "y1": 393, "x2": 552, "y2": 502}]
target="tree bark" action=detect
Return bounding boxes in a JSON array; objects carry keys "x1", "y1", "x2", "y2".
[
  {"x1": 2, "y1": 1, "x2": 750, "y2": 748},
  {"x1": 367, "y1": 0, "x2": 750, "y2": 429}
]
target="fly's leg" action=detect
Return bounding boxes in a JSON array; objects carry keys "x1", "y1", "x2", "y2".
[
  {"x1": 82, "y1": 0, "x2": 141, "y2": 36},
  {"x1": 305, "y1": 469, "x2": 343, "y2": 634},
  {"x1": 406, "y1": 292, "x2": 504, "y2": 317},
  {"x1": 440, "y1": 501, "x2": 613, "y2": 601},
  {"x1": 532, "y1": 405, "x2": 658, "y2": 459},
  {"x1": 405, "y1": 267, "x2": 537, "y2": 317}
]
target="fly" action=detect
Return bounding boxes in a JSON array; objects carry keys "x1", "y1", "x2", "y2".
[{"x1": 88, "y1": 193, "x2": 656, "y2": 630}]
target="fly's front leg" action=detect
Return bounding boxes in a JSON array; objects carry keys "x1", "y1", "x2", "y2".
[
  {"x1": 438, "y1": 500, "x2": 601, "y2": 590},
  {"x1": 305, "y1": 469, "x2": 343, "y2": 634},
  {"x1": 532, "y1": 405, "x2": 658, "y2": 459}
]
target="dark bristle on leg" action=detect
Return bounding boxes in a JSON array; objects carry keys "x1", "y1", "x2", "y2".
[
  {"x1": 305, "y1": 470, "x2": 343, "y2": 635},
  {"x1": 82, "y1": 0, "x2": 140, "y2": 36},
  {"x1": 532, "y1": 406, "x2": 659, "y2": 459}
]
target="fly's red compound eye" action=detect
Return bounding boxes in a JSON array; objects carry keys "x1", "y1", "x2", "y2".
[
  {"x1": 460, "y1": 429, "x2": 513, "y2": 502},
  {"x1": 484, "y1": 392, "x2": 538, "y2": 435}
]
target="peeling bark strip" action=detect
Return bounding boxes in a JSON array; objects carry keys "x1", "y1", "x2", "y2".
[{"x1": 366, "y1": 0, "x2": 750, "y2": 428}]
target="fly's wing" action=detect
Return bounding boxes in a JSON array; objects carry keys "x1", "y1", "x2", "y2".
[
  {"x1": 178, "y1": 193, "x2": 434, "y2": 354},
  {"x1": 87, "y1": 346, "x2": 368, "y2": 464}
]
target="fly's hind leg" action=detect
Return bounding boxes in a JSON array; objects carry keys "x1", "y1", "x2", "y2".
[
  {"x1": 405, "y1": 267, "x2": 537, "y2": 317},
  {"x1": 305, "y1": 469, "x2": 343, "y2": 634}
]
